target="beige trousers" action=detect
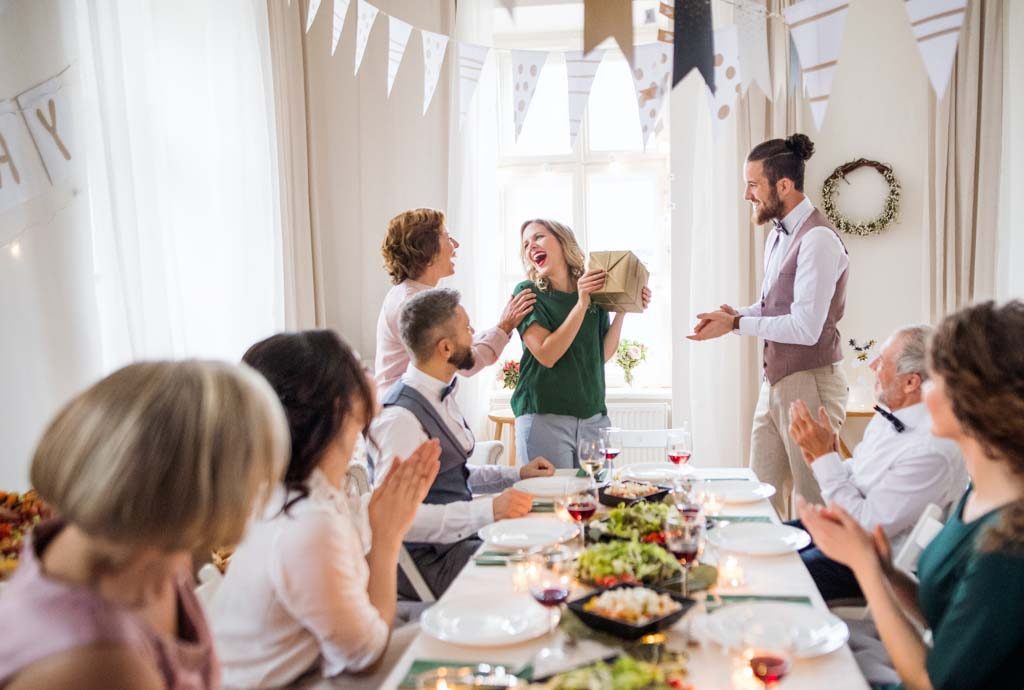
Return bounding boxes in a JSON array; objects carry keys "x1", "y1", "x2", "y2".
[{"x1": 749, "y1": 363, "x2": 848, "y2": 518}]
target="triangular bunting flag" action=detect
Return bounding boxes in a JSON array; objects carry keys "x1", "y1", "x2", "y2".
[
  {"x1": 564, "y1": 50, "x2": 604, "y2": 149},
  {"x1": 783, "y1": 0, "x2": 850, "y2": 130},
  {"x1": 709, "y1": 25, "x2": 742, "y2": 138},
  {"x1": 904, "y1": 0, "x2": 966, "y2": 100},
  {"x1": 510, "y1": 50, "x2": 549, "y2": 140},
  {"x1": 735, "y1": 1, "x2": 772, "y2": 99},
  {"x1": 458, "y1": 42, "x2": 491, "y2": 129},
  {"x1": 387, "y1": 15, "x2": 413, "y2": 97},
  {"x1": 630, "y1": 42, "x2": 673, "y2": 148},
  {"x1": 583, "y1": 0, "x2": 634, "y2": 66},
  {"x1": 499, "y1": 0, "x2": 516, "y2": 17},
  {"x1": 331, "y1": 0, "x2": 351, "y2": 56},
  {"x1": 421, "y1": 30, "x2": 449, "y2": 115},
  {"x1": 673, "y1": 0, "x2": 715, "y2": 92},
  {"x1": 353, "y1": 0, "x2": 379, "y2": 76},
  {"x1": 306, "y1": 0, "x2": 323, "y2": 33}
]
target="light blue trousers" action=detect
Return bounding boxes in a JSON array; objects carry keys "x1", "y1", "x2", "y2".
[{"x1": 515, "y1": 412, "x2": 611, "y2": 469}]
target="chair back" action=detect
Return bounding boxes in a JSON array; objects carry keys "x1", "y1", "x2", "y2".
[
  {"x1": 893, "y1": 503, "x2": 945, "y2": 581},
  {"x1": 347, "y1": 462, "x2": 371, "y2": 495},
  {"x1": 194, "y1": 563, "x2": 223, "y2": 611}
]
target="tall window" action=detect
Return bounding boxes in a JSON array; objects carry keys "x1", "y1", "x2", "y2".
[{"x1": 493, "y1": 4, "x2": 671, "y2": 389}]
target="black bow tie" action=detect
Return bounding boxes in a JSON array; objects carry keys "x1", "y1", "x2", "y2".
[
  {"x1": 873, "y1": 405, "x2": 906, "y2": 433},
  {"x1": 440, "y1": 379, "x2": 458, "y2": 401},
  {"x1": 773, "y1": 219, "x2": 789, "y2": 235}
]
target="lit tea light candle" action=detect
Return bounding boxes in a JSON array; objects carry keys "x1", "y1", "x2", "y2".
[
  {"x1": 702, "y1": 492, "x2": 723, "y2": 516},
  {"x1": 720, "y1": 555, "x2": 745, "y2": 588},
  {"x1": 510, "y1": 555, "x2": 537, "y2": 593}
]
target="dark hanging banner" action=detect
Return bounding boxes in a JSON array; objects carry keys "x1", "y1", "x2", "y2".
[{"x1": 672, "y1": 0, "x2": 715, "y2": 93}]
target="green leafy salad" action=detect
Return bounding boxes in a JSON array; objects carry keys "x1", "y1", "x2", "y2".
[
  {"x1": 604, "y1": 501, "x2": 672, "y2": 541},
  {"x1": 576, "y1": 540, "x2": 682, "y2": 587},
  {"x1": 545, "y1": 656, "x2": 686, "y2": 690}
]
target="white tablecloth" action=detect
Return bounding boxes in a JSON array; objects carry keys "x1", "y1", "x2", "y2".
[{"x1": 381, "y1": 467, "x2": 870, "y2": 690}]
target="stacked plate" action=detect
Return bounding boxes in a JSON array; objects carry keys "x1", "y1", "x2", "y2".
[
  {"x1": 707, "y1": 523, "x2": 811, "y2": 556},
  {"x1": 478, "y1": 516, "x2": 578, "y2": 552},
  {"x1": 420, "y1": 594, "x2": 553, "y2": 646},
  {"x1": 702, "y1": 480, "x2": 776, "y2": 504}
]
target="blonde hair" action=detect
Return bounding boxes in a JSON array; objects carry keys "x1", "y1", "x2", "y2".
[
  {"x1": 381, "y1": 208, "x2": 446, "y2": 284},
  {"x1": 519, "y1": 219, "x2": 585, "y2": 292},
  {"x1": 30, "y1": 360, "x2": 289, "y2": 554}
]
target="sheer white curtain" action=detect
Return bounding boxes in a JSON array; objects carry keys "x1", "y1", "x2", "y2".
[
  {"x1": 447, "y1": 0, "x2": 501, "y2": 439},
  {"x1": 76, "y1": 0, "x2": 284, "y2": 368}
]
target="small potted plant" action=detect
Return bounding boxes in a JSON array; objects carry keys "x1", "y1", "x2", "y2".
[
  {"x1": 498, "y1": 359, "x2": 520, "y2": 390},
  {"x1": 615, "y1": 340, "x2": 648, "y2": 386}
]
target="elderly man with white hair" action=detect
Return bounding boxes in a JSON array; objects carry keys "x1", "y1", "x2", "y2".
[{"x1": 786, "y1": 324, "x2": 967, "y2": 601}]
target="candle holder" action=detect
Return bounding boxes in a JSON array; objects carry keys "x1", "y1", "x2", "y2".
[
  {"x1": 415, "y1": 664, "x2": 521, "y2": 689},
  {"x1": 719, "y1": 555, "x2": 746, "y2": 589}
]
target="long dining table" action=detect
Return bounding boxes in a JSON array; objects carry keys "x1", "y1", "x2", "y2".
[{"x1": 381, "y1": 467, "x2": 871, "y2": 690}]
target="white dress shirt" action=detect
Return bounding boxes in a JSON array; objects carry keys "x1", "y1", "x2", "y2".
[
  {"x1": 210, "y1": 470, "x2": 389, "y2": 688},
  {"x1": 810, "y1": 402, "x2": 967, "y2": 553},
  {"x1": 737, "y1": 197, "x2": 850, "y2": 346},
  {"x1": 368, "y1": 364, "x2": 521, "y2": 544}
]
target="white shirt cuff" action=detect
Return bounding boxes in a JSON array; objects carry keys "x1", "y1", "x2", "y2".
[
  {"x1": 737, "y1": 316, "x2": 760, "y2": 337},
  {"x1": 471, "y1": 497, "x2": 497, "y2": 531},
  {"x1": 811, "y1": 451, "x2": 846, "y2": 486}
]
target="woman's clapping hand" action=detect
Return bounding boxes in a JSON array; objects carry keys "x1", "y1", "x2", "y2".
[{"x1": 368, "y1": 439, "x2": 441, "y2": 544}]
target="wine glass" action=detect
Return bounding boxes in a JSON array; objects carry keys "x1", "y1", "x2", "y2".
[
  {"x1": 742, "y1": 623, "x2": 795, "y2": 687},
  {"x1": 670, "y1": 478, "x2": 704, "y2": 522},
  {"x1": 598, "y1": 427, "x2": 622, "y2": 469},
  {"x1": 557, "y1": 486, "x2": 596, "y2": 552},
  {"x1": 526, "y1": 546, "x2": 575, "y2": 663},
  {"x1": 664, "y1": 511, "x2": 705, "y2": 597},
  {"x1": 577, "y1": 437, "x2": 603, "y2": 485},
  {"x1": 666, "y1": 427, "x2": 692, "y2": 466}
]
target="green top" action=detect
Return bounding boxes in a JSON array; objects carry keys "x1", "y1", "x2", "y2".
[
  {"x1": 510, "y1": 280, "x2": 610, "y2": 419},
  {"x1": 881, "y1": 489, "x2": 1024, "y2": 690}
]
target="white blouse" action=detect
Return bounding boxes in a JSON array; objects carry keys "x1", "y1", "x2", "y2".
[{"x1": 210, "y1": 469, "x2": 389, "y2": 688}]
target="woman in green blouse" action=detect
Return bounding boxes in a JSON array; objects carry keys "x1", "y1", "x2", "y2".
[
  {"x1": 798, "y1": 300, "x2": 1024, "y2": 690},
  {"x1": 511, "y1": 219, "x2": 650, "y2": 468}
]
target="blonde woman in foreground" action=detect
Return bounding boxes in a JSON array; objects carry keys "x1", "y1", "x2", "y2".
[{"x1": 0, "y1": 361, "x2": 289, "y2": 690}]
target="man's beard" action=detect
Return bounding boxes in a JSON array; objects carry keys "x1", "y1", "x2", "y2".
[
  {"x1": 448, "y1": 345, "x2": 475, "y2": 371},
  {"x1": 753, "y1": 187, "x2": 785, "y2": 225}
]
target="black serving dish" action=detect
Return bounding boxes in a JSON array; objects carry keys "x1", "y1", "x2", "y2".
[
  {"x1": 567, "y1": 583, "x2": 696, "y2": 640},
  {"x1": 598, "y1": 483, "x2": 670, "y2": 508}
]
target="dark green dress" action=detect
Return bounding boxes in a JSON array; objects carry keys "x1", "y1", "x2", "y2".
[
  {"x1": 510, "y1": 280, "x2": 610, "y2": 419},
  {"x1": 882, "y1": 489, "x2": 1024, "y2": 690}
]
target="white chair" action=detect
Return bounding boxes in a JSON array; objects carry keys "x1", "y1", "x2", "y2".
[
  {"x1": 893, "y1": 503, "x2": 944, "y2": 582},
  {"x1": 469, "y1": 440, "x2": 505, "y2": 466},
  {"x1": 346, "y1": 462, "x2": 436, "y2": 604},
  {"x1": 194, "y1": 562, "x2": 223, "y2": 612}
]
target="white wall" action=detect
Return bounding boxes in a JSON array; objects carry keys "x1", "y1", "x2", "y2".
[
  {"x1": 302, "y1": 0, "x2": 453, "y2": 358},
  {"x1": 0, "y1": 1, "x2": 102, "y2": 490}
]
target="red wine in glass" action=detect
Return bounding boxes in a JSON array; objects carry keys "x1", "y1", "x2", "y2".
[
  {"x1": 750, "y1": 655, "x2": 790, "y2": 685},
  {"x1": 532, "y1": 587, "x2": 570, "y2": 607},
  {"x1": 667, "y1": 451, "x2": 691, "y2": 465},
  {"x1": 670, "y1": 545, "x2": 699, "y2": 565},
  {"x1": 567, "y1": 502, "x2": 597, "y2": 522},
  {"x1": 603, "y1": 448, "x2": 621, "y2": 461}
]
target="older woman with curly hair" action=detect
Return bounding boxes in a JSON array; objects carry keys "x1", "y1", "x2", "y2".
[
  {"x1": 797, "y1": 300, "x2": 1024, "y2": 690},
  {"x1": 374, "y1": 208, "x2": 536, "y2": 397}
]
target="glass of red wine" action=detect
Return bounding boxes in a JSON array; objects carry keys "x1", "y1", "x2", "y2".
[
  {"x1": 557, "y1": 487, "x2": 597, "y2": 552},
  {"x1": 664, "y1": 511, "x2": 705, "y2": 597},
  {"x1": 526, "y1": 545, "x2": 575, "y2": 663},
  {"x1": 666, "y1": 427, "x2": 692, "y2": 466},
  {"x1": 598, "y1": 426, "x2": 622, "y2": 471},
  {"x1": 742, "y1": 623, "x2": 795, "y2": 687}
]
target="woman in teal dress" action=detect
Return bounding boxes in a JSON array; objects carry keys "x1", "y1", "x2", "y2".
[{"x1": 798, "y1": 300, "x2": 1024, "y2": 690}]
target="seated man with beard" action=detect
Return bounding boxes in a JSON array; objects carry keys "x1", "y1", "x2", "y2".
[{"x1": 369, "y1": 288, "x2": 554, "y2": 599}]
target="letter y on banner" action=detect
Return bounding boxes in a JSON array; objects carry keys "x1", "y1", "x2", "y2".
[{"x1": 16, "y1": 70, "x2": 76, "y2": 187}]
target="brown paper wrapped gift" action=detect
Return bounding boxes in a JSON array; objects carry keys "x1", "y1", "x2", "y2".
[{"x1": 587, "y1": 250, "x2": 650, "y2": 313}]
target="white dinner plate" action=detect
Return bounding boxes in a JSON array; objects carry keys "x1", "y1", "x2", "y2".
[
  {"x1": 707, "y1": 523, "x2": 811, "y2": 556},
  {"x1": 702, "y1": 480, "x2": 776, "y2": 504},
  {"x1": 705, "y1": 602, "x2": 849, "y2": 658},
  {"x1": 478, "y1": 516, "x2": 579, "y2": 551},
  {"x1": 421, "y1": 594, "x2": 555, "y2": 646},
  {"x1": 617, "y1": 462, "x2": 694, "y2": 484},
  {"x1": 514, "y1": 475, "x2": 591, "y2": 498}
]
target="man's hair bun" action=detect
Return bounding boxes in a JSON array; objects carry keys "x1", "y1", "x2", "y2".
[{"x1": 785, "y1": 133, "x2": 815, "y2": 161}]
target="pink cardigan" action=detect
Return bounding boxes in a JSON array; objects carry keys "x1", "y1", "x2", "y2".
[{"x1": 373, "y1": 279, "x2": 510, "y2": 397}]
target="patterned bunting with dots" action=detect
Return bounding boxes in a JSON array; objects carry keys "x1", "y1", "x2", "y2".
[
  {"x1": 421, "y1": 30, "x2": 449, "y2": 115},
  {"x1": 672, "y1": 0, "x2": 715, "y2": 92},
  {"x1": 305, "y1": 0, "x2": 323, "y2": 34},
  {"x1": 386, "y1": 15, "x2": 413, "y2": 97},
  {"x1": 735, "y1": 0, "x2": 772, "y2": 98},
  {"x1": 510, "y1": 50, "x2": 549, "y2": 141},
  {"x1": 330, "y1": 0, "x2": 351, "y2": 56},
  {"x1": 629, "y1": 42, "x2": 673, "y2": 149},
  {"x1": 353, "y1": 0, "x2": 379, "y2": 76},
  {"x1": 709, "y1": 25, "x2": 742, "y2": 137}
]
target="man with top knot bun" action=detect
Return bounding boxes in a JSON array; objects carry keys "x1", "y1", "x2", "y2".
[{"x1": 688, "y1": 134, "x2": 850, "y2": 518}]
